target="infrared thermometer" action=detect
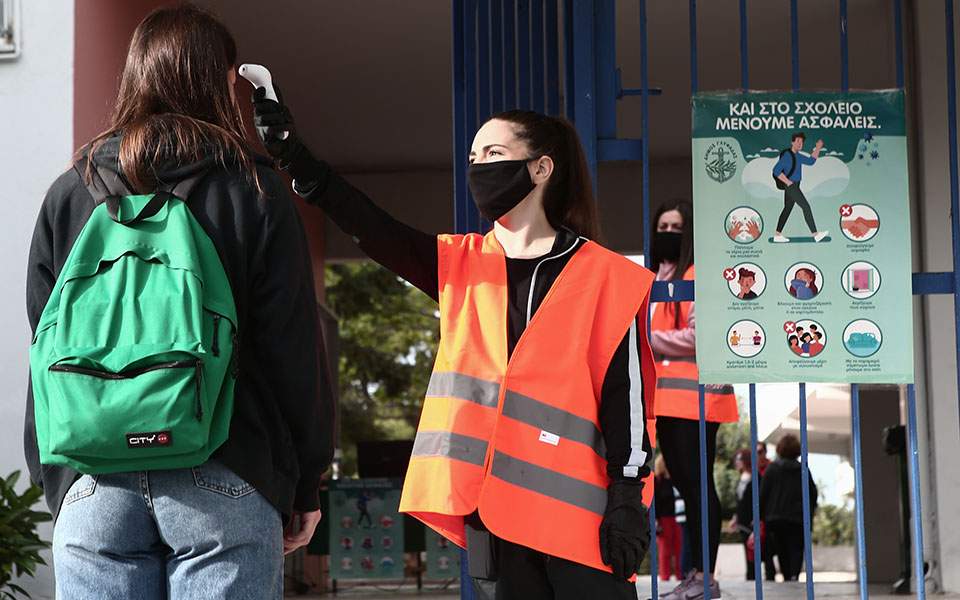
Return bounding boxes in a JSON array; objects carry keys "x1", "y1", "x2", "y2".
[{"x1": 238, "y1": 63, "x2": 289, "y2": 139}]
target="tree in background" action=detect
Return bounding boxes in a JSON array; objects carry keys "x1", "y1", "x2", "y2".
[{"x1": 325, "y1": 263, "x2": 439, "y2": 477}]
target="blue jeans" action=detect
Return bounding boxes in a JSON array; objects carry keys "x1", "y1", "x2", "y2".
[{"x1": 53, "y1": 460, "x2": 283, "y2": 599}]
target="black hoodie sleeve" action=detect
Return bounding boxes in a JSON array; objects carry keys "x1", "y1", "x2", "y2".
[
  {"x1": 249, "y1": 171, "x2": 335, "y2": 512},
  {"x1": 24, "y1": 169, "x2": 92, "y2": 489}
]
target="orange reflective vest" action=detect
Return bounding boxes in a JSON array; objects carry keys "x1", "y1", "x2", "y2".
[
  {"x1": 650, "y1": 265, "x2": 738, "y2": 423},
  {"x1": 399, "y1": 231, "x2": 656, "y2": 572}
]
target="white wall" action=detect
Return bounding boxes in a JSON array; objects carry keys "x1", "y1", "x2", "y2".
[{"x1": 0, "y1": 1, "x2": 74, "y2": 597}]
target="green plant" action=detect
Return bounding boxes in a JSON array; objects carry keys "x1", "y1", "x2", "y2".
[
  {"x1": 0, "y1": 471, "x2": 51, "y2": 600},
  {"x1": 812, "y1": 501, "x2": 855, "y2": 546}
]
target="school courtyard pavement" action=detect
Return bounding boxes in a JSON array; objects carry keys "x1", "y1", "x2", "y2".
[{"x1": 301, "y1": 581, "x2": 960, "y2": 599}]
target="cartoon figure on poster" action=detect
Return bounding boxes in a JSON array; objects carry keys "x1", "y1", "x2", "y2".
[
  {"x1": 770, "y1": 133, "x2": 831, "y2": 243},
  {"x1": 357, "y1": 491, "x2": 373, "y2": 528},
  {"x1": 784, "y1": 263, "x2": 823, "y2": 300},
  {"x1": 784, "y1": 320, "x2": 826, "y2": 358},
  {"x1": 725, "y1": 263, "x2": 766, "y2": 300}
]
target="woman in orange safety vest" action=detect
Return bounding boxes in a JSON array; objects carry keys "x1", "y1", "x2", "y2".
[
  {"x1": 649, "y1": 199, "x2": 738, "y2": 600},
  {"x1": 252, "y1": 90, "x2": 659, "y2": 600}
]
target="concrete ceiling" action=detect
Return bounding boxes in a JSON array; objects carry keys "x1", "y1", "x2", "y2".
[{"x1": 202, "y1": 0, "x2": 899, "y2": 171}]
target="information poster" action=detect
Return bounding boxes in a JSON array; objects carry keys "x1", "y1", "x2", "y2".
[
  {"x1": 692, "y1": 90, "x2": 913, "y2": 384},
  {"x1": 424, "y1": 528, "x2": 460, "y2": 580},
  {"x1": 328, "y1": 478, "x2": 405, "y2": 580}
]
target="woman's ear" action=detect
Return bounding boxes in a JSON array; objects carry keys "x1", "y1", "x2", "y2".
[{"x1": 529, "y1": 155, "x2": 554, "y2": 185}]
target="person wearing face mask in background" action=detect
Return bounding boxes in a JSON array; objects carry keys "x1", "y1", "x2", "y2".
[
  {"x1": 252, "y1": 90, "x2": 658, "y2": 599},
  {"x1": 648, "y1": 200, "x2": 738, "y2": 600}
]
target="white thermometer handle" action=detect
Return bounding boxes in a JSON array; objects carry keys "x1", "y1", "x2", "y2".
[
  {"x1": 239, "y1": 64, "x2": 277, "y2": 101},
  {"x1": 239, "y1": 63, "x2": 289, "y2": 139}
]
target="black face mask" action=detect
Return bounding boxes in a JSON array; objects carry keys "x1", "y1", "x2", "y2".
[
  {"x1": 467, "y1": 159, "x2": 536, "y2": 222},
  {"x1": 652, "y1": 231, "x2": 683, "y2": 263}
]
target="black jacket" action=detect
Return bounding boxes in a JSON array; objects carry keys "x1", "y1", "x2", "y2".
[
  {"x1": 24, "y1": 136, "x2": 335, "y2": 522},
  {"x1": 759, "y1": 458, "x2": 818, "y2": 525}
]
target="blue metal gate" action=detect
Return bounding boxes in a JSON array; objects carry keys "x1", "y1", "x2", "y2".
[{"x1": 450, "y1": 1, "x2": 960, "y2": 598}]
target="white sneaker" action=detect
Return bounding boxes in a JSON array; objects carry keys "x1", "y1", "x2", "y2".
[
  {"x1": 814, "y1": 230, "x2": 829, "y2": 242},
  {"x1": 772, "y1": 234, "x2": 790, "y2": 243}
]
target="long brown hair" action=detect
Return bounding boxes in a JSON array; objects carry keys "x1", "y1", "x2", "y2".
[
  {"x1": 651, "y1": 199, "x2": 695, "y2": 328},
  {"x1": 83, "y1": 4, "x2": 257, "y2": 193},
  {"x1": 490, "y1": 110, "x2": 602, "y2": 240}
]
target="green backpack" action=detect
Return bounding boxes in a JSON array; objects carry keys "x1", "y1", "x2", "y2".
[{"x1": 30, "y1": 180, "x2": 238, "y2": 475}]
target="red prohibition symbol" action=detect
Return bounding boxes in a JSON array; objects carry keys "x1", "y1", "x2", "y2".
[
  {"x1": 723, "y1": 267, "x2": 737, "y2": 281},
  {"x1": 783, "y1": 321, "x2": 797, "y2": 333},
  {"x1": 839, "y1": 204, "x2": 853, "y2": 217}
]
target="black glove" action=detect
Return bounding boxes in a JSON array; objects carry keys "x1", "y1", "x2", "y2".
[
  {"x1": 599, "y1": 480, "x2": 651, "y2": 581},
  {"x1": 251, "y1": 85, "x2": 323, "y2": 185}
]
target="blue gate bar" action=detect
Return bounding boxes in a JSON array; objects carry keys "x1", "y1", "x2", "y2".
[
  {"x1": 749, "y1": 384, "x2": 764, "y2": 598},
  {"x1": 478, "y1": 0, "x2": 491, "y2": 121},
  {"x1": 571, "y1": 0, "x2": 598, "y2": 182},
  {"x1": 503, "y1": 0, "x2": 516, "y2": 109},
  {"x1": 545, "y1": 0, "x2": 559, "y2": 115},
  {"x1": 491, "y1": 0, "x2": 503, "y2": 114},
  {"x1": 453, "y1": 0, "x2": 469, "y2": 235},
  {"x1": 945, "y1": 0, "x2": 960, "y2": 447},
  {"x1": 640, "y1": 0, "x2": 651, "y2": 262},
  {"x1": 697, "y1": 384, "x2": 712, "y2": 599},
  {"x1": 530, "y1": 0, "x2": 545, "y2": 113},
  {"x1": 517, "y1": 0, "x2": 531, "y2": 109},
  {"x1": 464, "y1": 0, "x2": 481, "y2": 234},
  {"x1": 799, "y1": 383, "x2": 815, "y2": 598},
  {"x1": 906, "y1": 384, "x2": 926, "y2": 599},
  {"x1": 563, "y1": 0, "x2": 574, "y2": 121},
  {"x1": 850, "y1": 384, "x2": 869, "y2": 600}
]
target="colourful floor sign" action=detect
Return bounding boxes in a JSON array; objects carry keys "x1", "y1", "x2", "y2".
[
  {"x1": 692, "y1": 90, "x2": 913, "y2": 383},
  {"x1": 328, "y1": 478, "x2": 405, "y2": 580}
]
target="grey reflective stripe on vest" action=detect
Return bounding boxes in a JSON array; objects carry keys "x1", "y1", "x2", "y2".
[
  {"x1": 490, "y1": 451, "x2": 607, "y2": 516},
  {"x1": 654, "y1": 353, "x2": 697, "y2": 364},
  {"x1": 656, "y1": 377, "x2": 735, "y2": 395},
  {"x1": 411, "y1": 430, "x2": 488, "y2": 466},
  {"x1": 656, "y1": 377, "x2": 699, "y2": 391},
  {"x1": 426, "y1": 372, "x2": 501, "y2": 408},
  {"x1": 502, "y1": 390, "x2": 606, "y2": 458},
  {"x1": 705, "y1": 384, "x2": 736, "y2": 395}
]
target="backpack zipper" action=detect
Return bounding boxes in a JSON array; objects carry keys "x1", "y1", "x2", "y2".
[
  {"x1": 211, "y1": 315, "x2": 221, "y2": 357},
  {"x1": 195, "y1": 362, "x2": 204, "y2": 421},
  {"x1": 49, "y1": 360, "x2": 205, "y2": 422},
  {"x1": 49, "y1": 360, "x2": 198, "y2": 379}
]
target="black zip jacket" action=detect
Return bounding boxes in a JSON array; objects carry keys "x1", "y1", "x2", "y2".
[
  {"x1": 294, "y1": 162, "x2": 652, "y2": 482},
  {"x1": 24, "y1": 136, "x2": 335, "y2": 522},
  {"x1": 759, "y1": 458, "x2": 818, "y2": 524}
]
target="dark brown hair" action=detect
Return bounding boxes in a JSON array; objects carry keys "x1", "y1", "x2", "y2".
[
  {"x1": 83, "y1": 4, "x2": 257, "y2": 193},
  {"x1": 651, "y1": 199, "x2": 694, "y2": 328},
  {"x1": 776, "y1": 434, "x2": 802, "y2": 460},
  {"x1": 489, "y1": 111, "x2": 602, "y2": 241}
]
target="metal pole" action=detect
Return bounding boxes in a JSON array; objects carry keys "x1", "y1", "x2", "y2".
[
  {"x1": 531, "y1": 0, "x2": 545, "y2": 113},
  {"x1": 739, "y1": 0, "x2": 749, "y2": 90},
  {"x1": 840, "y1": 0, "x2": 849, "y2": 92},
  {"x1": 545, "y1": 0, "x2": 560, "y2": 115},
  {"x1": 906, "y1": 384, "x2": 926, "y2": 599},
  {"x1": 946, "y1": 0, "x2": 960, "y2": 452},
  {"x1": 850, "y1": 384, "x2": 869, "y2": 600},
  {"x1": 698, "y1": 385, "x2": 712, "y2": 599},
  {"x1": 749, "y1": 384, "x2": 764, "y2": 599},
  {"x1": 518, "y1": 0, "x2": 531, "y2": 109},
  {"x1": 491, "y1": 0, "x2": 503, "y2": 114},
  {"x1": 453, "y1": 0, "x2": 468, "y2": 235},
  {"x1": 799, "y1": 383, "x2": 815, "y2": 599}
]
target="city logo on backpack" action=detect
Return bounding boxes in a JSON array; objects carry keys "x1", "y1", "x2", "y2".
[{"x1": 30, "y1": 171, "x2": 239, "y2": 475}]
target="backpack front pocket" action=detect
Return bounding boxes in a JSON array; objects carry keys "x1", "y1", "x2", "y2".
[{"x1": 46, "y1": 357, "x2": 207, "y2": 460}]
